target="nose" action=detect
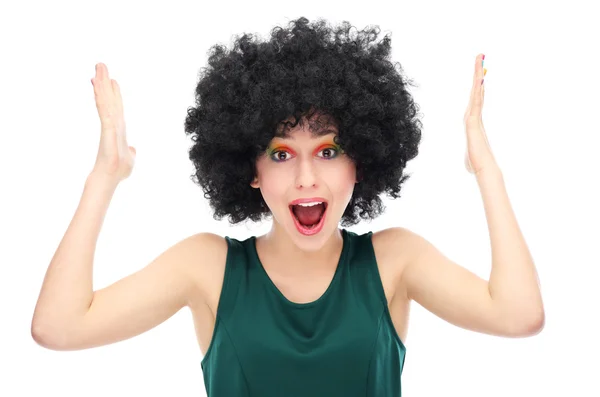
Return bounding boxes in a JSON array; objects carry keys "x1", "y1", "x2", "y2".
[{"x1": 295, "y1": 156, "x2": 318, "y2": 189}]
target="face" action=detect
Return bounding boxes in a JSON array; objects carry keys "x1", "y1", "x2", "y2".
[{"x1": 250, "y1": 119, "x2": 357, "y2": 252}]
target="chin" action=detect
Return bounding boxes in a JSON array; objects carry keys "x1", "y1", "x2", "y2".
[
  {"x1": 287, "y1": 227, "x2": 335, "y2": 252},
  {"x1": 286, "y1": 212, "x2": 341, "y2": 253}
]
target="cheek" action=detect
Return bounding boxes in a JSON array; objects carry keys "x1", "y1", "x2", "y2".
[
  {"x1": 255, "y1": 162, "x2": 288, "y2": 205},
  {"x1": 327, "y1": 161, "x2": 357, "y2": 199},
  {"x1": 260, "y1": 179, "x2": 286, "y2": 203}
]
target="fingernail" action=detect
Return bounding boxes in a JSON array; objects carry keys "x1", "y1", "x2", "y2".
[{"x1": 484, "y1": 68, "x2": 487, "y2": 76}]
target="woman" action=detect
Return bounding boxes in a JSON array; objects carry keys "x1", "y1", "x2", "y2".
[{"x1": 31, "y1": 16, "x2": 544, "y2": 396}]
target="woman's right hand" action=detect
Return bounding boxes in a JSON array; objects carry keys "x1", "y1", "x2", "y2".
[{"x1": 91, "y1": 63, "x2": 136, "y2": 183}]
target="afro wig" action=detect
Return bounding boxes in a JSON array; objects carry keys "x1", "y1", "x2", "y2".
[{"x1": 184, "y1": 16, "x2": 423, "y2": 227}]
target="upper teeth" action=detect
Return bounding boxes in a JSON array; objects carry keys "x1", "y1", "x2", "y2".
[{"x1": 296, "y1": 202, "x2": 323, "y2": 207}]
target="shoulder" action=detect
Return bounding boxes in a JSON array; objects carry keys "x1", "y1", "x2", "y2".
[
  {"x1": 175, "y1": 232, "x2": 228, "y2": 308},
  {"x1": 187, "y1": 231, "x2": 229, "y2": 253},
  {"x1": 174, "y1": 232, "x2": 228, "y2": 270},
  {"x1": 370, "y1": 227, "x2": 424, "y2": 298},
  {"x1": 371, "y1": 226, "x2": 422, "y2": 263}
]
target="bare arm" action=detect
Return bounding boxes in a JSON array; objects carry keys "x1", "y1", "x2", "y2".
[
  {"x1": 392, "y1": 170, "x2": 544, "y2": 338},
  {"x1": 31, "y1": 172, "x2": 117, "y2": 348},
  {"x1": 31, "y1": 63, "x2": 222, "y2": 350},
  {"x1": 31, "y1": 172, "x2": 219, "y2": 351},
  {"x1": 391, "y1": 56, "x2": 543, "y2": 338}
]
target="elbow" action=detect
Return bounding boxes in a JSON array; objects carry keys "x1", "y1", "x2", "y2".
[
  {"x1": 31, "y1": 322, "x2": 54, "y2": 349},
  {"x1": 504, "y1": 307, "x2": 545, "y2": 337},
  {"x1": 529, "y1": 308, "x2": 546, "y2": 335},
  {"x1": 31, "y1": 319, "x2": 73, "y2": 351}
]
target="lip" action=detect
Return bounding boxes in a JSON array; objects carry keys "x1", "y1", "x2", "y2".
[{"x1": 289, "y1": 197, "x2": 328, "y2": 206}]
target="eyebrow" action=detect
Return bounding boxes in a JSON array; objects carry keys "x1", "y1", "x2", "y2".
[{"x1": 276, "y1": 130, "x2": 338, "y2": 140}]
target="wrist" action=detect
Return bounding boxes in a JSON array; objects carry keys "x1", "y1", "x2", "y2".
[
  {"x1": 86, "y1": 170, "x2": 120, "y2": 192},
  {"x1": 475, "y1": 164, "x2": 503, "y2": 181}
]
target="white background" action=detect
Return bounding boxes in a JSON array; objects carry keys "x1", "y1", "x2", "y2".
[{"x1": 2, "y1": 0, "x2": 599, "y2": 396}]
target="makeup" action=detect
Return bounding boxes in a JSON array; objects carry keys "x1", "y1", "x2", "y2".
[
  {"x1": 266, "y1": 144, "x2": 296, "y2": 161},
  {"x1": 266, "y1": 141, "x2": 343, "y2": 162}
]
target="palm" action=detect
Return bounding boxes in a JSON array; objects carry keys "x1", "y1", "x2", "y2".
[
  {"x1": 91, "y1": 63, "x2": 136, "y2": 182},
  {"x1": 463, "y1": 54, "x2": 497, "y2": 176}
]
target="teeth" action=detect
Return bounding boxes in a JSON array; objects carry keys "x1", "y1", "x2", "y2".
[{"x1": 295, "y1": 202, "x2": 323, "y2": 207}]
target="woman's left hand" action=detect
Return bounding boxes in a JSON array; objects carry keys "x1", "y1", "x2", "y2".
[{"x1": 463, "y1": 54, "x2": 499, "y2": 176}]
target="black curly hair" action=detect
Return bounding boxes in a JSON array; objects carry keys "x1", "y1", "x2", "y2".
[{"x1": 184, "y1": 16, "x2": 423, "y2": 227}]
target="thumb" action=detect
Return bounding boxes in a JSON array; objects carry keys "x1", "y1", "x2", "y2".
[{"x1": 129, "y1": 146, "x2": 136, "y2": 158}]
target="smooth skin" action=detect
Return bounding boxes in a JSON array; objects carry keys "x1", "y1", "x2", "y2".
[{"x1": 31, "y1": 55, "x2": 544, "y2": 353}]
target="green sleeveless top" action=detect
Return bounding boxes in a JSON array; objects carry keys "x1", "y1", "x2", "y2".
[{"x1": 201, "y1": 228, "x2": 407, "y2": 396}]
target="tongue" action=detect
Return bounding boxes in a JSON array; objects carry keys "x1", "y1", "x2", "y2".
[{"x1": 293, "y1": 204, "x2": 325, "y2": 226}]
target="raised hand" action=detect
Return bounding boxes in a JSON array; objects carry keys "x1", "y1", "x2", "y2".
[
  {"x1": 91, "y1": 63, "x2": 136, "y2": 183},
  {"x1": 463, "y1": 54, "x2": 498, "y2": 176}
]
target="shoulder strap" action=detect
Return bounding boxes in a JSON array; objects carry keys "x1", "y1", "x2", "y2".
[
  {"x1": 213, "y1": 236, "x2": 248, "y2": 322},
  {"x1": 363, "y1": 231, "x2": 389, "y2": 307},
  {"x1": 345, "y1": 230, "x2": 388, "y2": 309}
]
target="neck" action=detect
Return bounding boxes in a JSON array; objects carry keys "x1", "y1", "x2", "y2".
[{"x1": 258, "y1": 223, "x2": 344, "y2": 275}]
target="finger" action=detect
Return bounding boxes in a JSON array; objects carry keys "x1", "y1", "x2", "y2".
[
  {"x1": 467, "y1": 54, "x2": 485, "y2": 117},
  {"x1": 97, "y1": 63, "x2": 113, "y2": 95},
  {"x1": 477, "y1": 55, "x2": 487, "y2": 113},
  {"x1": 465, "y1": 56, "x2": 479, "y2": 118},
  {"x1": 111, "y1": 78, "x2": 128, "y2": 142},
  {"x1": 469, "y1": 54, "x2": 484, "y2": 101},
  {"x1": 92, "y1": 65, "x2": 109, "y2": 118},
  {"x1": 93, "y1": 63, "x2": 117, "y2": 129},
  {"x1": 111, "y1": 79, "x2": 123, "y2": 116},
  {"x1": 481, "y1": 71, "x2": 486, "y2": 107},
  {"x1": 98, "y1": 64, "x2": 118, "y2": 120}
]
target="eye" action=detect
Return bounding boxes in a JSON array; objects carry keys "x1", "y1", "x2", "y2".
[
  {"x1": 317, "y1": 147, "x2": 339, "y2": 159},
  {"x1": 270, "y1": 150, "x2": 292, "y2": 162},
  {"x1": 268, "y1": 146, "x2": 341, "y2": 162}
]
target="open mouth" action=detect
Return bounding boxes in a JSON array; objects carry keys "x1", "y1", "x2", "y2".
[{"x1": 289, "y1": 202, "x2": 328, "y2": 235}]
